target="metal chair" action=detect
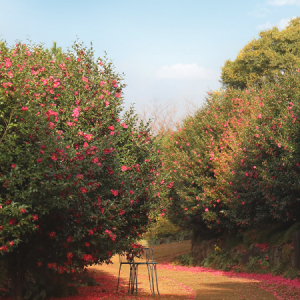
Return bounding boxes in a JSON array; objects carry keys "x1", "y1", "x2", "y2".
[{"x1": 116, "y1": 247, "x2": 159, "y2": 295}]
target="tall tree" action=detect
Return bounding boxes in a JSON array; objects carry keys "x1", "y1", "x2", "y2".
[{"x1": 221, "y1": 17, "x2": 300, "y2": 89}]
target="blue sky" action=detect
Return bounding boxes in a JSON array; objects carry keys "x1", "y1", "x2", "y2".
[{"x1": 0, "y1": 0, "x2": 299, "y2": 117}]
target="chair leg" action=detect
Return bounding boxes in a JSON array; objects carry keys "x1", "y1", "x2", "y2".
[
  {"x1": 150, "y1": 264, "x2": 156, "y2": 295},
  {"x1": 129, "y1": 263, "x2": 138, "y2": 295},
  {"x1": 116, "y1": 263, "x2": 122, "y2": 292},
  {"x1": 146, "y1": 263, "x2": 156, "y2": 295},
  {"x1": 135, "y1": 264, "x2": 138, "y2": 295},
  {"x1": 154, "y1": 264, "x2": 160, "y2": 295}
]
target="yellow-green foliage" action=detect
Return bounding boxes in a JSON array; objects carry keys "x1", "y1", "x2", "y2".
[
  {"x1": 221, "y1": 17, "x2": 300, "y2": 89},
  {"x1": 143, "y1": 217, "x2": 181, "y2": 239}
]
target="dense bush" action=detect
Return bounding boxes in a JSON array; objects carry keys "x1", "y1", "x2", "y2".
[
  {"x1": 0, "y1": 41, "x2": 159, "y2": 299},
  {"x1": 159, "y1": 70, "x2": 300, "y2": 238}
]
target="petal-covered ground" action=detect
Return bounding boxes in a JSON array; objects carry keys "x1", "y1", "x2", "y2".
[
  {"x1": 4, "y1": 240, "x2": 300, "y2": 299},
  {"x1": 87, "y1": 241, "x2": 300, "y2": 300}
]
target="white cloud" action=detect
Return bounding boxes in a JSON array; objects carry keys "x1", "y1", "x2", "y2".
[
  {"x1": 256, "y1": 16, "x2": 296, "y2": 30},
  {"x1": 268, "y1": 0, "x2": 300, "y2": 5},
  {"x1": 256, "y1": 21, "x2": 274, "y2": 30},
  {"x1": 156, "y1": 63, "x2": 219, "y2": 80}
]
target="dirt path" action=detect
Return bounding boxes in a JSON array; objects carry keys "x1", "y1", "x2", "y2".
[{"x1": 89, "y1": 241, "x2": 281, "y2": 300}]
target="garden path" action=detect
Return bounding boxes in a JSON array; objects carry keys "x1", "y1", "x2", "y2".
[{"x1": 88, "y1": 241, "x2": 296, "y2": 300}]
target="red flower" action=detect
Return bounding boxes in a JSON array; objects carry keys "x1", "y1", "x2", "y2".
[
  {"x1": 111, "y1": 189, "x2": 118, "y2": 196},
  {"x1": 9, "y1": 218, "x2": 16, "y2": 225},
  {"x1": 49, "y1": 231, "x2": 56, "y2": 239},
  {"x1": 81, "y1": 187, "x2": 88, "y2": 193},
  {"x1": 167, "y1": 182, "x2": 174, "y2": 189}
]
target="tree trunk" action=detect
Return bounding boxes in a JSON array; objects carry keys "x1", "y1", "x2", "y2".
[{"x1": 8, "y1": 251, "x2": 25, "y2": 300}]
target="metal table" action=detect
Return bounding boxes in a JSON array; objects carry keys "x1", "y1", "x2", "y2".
[{"x1": 116, "y1": 247, "x2": 159, "y2": 295}]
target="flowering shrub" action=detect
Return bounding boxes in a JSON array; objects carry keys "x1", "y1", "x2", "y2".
[
  {"x1": 159, "y1": 70, "x2": 300, "y2": 239},
  {"x1": 0, "y1": 41, "x2": 159, "y2": 299}
]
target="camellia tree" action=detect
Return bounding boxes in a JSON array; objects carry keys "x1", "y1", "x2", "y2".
[
  {"x1": 159, "y1": 71, "x2": 300, "y2": 240},
  {"x1": 0, "y1": 41, "x2": 159, "y2": 299},
  {"x1": 221, "y1": 17, "x2": 300, "y2": 89}
]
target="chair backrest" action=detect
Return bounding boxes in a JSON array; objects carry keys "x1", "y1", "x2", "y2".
[
  {"x1": 118, "y1": 247, "x2": 155, "y2": 264},
  {"x1": 143, "y1": 247, "x2": 154, "y2": 263}
]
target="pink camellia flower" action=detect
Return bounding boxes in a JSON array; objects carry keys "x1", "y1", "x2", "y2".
[
  {"x1": 48, "y1": 122, "x2": 55, "y2": 129},
  {"x1": 92, "y1": 157, "x2": 99, "y2": 163},
  {"x1": 121, "y1": 166, "x2": 127, "y2": 171},
  {"x1": 81, "y1": 187, "x2": 88, "y2": 193},
  {"x1": 84, "y1": 134, "x2": 93, "y2": 141},
  {"x1": 5, "y1": 60, "x2": 12, "y2": 68},
  {"x1": 2, "y1": 82, "x2": 13, "y2": 88},
  {"x1": 111, "y1": 189, "x2": 118, "y2": 196},
  {"x1": 53, "y1": 81, "x2": 60, "y2": 88},
  {"x1": 167, "y1": 182, "x2": 174, "y2": 189},
  {"x1": 72, "y1": 106, "x2": 80, "y2": 118},
  {"x1": 22, "y1": 107, "x2": 29, "y2": 111},
  {"x1": 11, "y1": 164, "x2": 16, "y2": 168}
]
